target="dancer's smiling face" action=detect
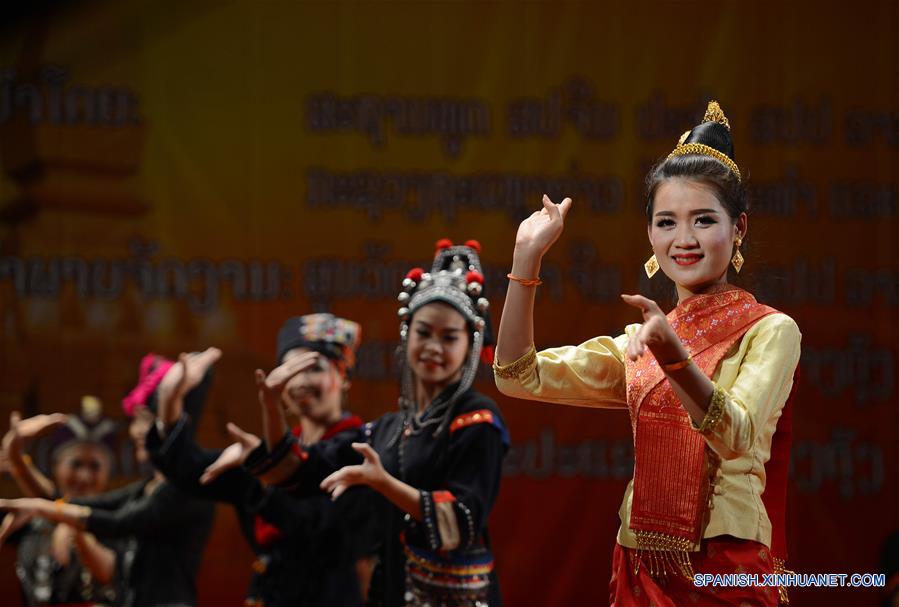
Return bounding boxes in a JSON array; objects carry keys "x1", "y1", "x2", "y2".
[
  {"x1": 281, "y1": 347, "x2": 346, "y2": 424},
  {"x1": 407, "y1": 302, "x2": 470, "y2": 392},
  {"x1": 648, "y1": 178, "x2": 746, "y2": 300},
  {"x1": 53, "y1": 442, "x2": 111, "y2": 497}
]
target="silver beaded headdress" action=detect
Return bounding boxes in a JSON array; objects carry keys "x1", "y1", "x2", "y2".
[{"x1": 395, "y1": 239, "x2": 492, "y2": 435}]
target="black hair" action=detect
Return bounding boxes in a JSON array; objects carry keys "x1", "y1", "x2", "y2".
[{"x1": 645, "y1": 121, "x2": 748, "y2": 223}]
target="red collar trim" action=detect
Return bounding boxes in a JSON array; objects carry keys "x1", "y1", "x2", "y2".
[{"x1": 290, "y1": 414, "x2": 364, "y2": 441}]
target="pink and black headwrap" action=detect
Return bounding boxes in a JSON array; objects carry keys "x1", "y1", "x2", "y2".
[{"x1": 121, "y1": 353, "x2": 175, "y2": 417}]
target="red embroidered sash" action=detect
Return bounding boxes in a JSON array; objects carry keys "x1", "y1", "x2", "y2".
[{"x1": 625, "y1": 287, "x2": 776, "y2": 552}]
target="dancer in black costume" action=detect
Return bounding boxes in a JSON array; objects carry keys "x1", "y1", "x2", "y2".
[
  {"x1": 204, "y1": 239, "x2": 509, "y2": 606},
  {"x1": 146, "y1": 315, "x2": 373, "y2": 607}
]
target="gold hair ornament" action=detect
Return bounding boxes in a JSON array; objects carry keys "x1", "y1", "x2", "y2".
[
  {"x1": 667, "y1": 101, "x2": 742, "y2": 182},
  {"x1": 703, "y1": 100, "x2": 731, "y2": 129}
]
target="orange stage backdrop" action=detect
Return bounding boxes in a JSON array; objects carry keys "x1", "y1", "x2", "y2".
[{"x1": 0, "y1": 2, "x2": 896, "y2": 605}]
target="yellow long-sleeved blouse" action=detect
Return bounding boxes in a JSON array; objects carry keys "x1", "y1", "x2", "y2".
[{"x1": 494, "y1": 312, "x2": 801, "y2": 549}]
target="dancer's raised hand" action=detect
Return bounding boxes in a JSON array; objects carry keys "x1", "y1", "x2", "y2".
[
  {"x1": 2, "y1": 412, "x2": 68, "y2": 498},
  {"x1": 496, "y1": 195, "x2": 572, "y2": 365},
  {"x1": 256, "y1": 352, "x2": 321, "y2": 448},
  {"x1": 3, "y1": 411, "x2": 68, "y2": 460},
  {"x1": 157, "y1": 347, "x2": 222, "y2": 426},
  {"x1": 258, "y1": 352, "x2": 322, "y2": 407},
  {"x1": 514, "y1": 194, "x2": 573, "y2": 261},
  {"x1": 174, "y1": 348, "x2": 222, "y2": 400},
  {"x1": 199, "y1": 423, "x2": 262, "y2": 485}
]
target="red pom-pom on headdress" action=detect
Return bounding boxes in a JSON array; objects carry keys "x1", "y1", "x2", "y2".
[
  {"x1": 465, "y1": 270, "x2": 484, "y2": 285},
  {"x1": 435, "y1": 238, "x2": 454, "y2": 253},
  {"x1": 464, "y1": 239, "x2": 481, "y2": 253},
  {"x1": 406, "y1": 267, "x2": 424, "y2": 282}
]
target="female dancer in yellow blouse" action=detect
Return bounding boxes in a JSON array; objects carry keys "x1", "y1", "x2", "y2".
[{"x1": 493, "y1": 102, "x2": 800, "y2": 606}]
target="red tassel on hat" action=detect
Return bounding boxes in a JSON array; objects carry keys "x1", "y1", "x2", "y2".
[
  {"x1": 406, "y1": 267, "x2": 424, "y2": 282},
  {"x1": 464, "y1": 239, "x2": 482, "y2": 253},
  {"x1": 465, "y1": 270, "x2": 484, "y2": 284}
]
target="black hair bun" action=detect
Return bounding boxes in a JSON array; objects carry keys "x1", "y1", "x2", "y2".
[{"x1": 684, "y1": 121, "x2": 735, "y2": 161}]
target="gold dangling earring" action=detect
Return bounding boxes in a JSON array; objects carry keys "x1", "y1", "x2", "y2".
[
  {"x1": 731, "y1": 237, "x2": 744, "y2": 273},
  {"x1": 644, "y1": 254, "x2": 659, "y2": 278}
]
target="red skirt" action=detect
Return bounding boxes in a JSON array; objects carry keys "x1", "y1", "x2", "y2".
[{"x1": 609, "y1": 536, "x2": 781, "y2": 606}]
